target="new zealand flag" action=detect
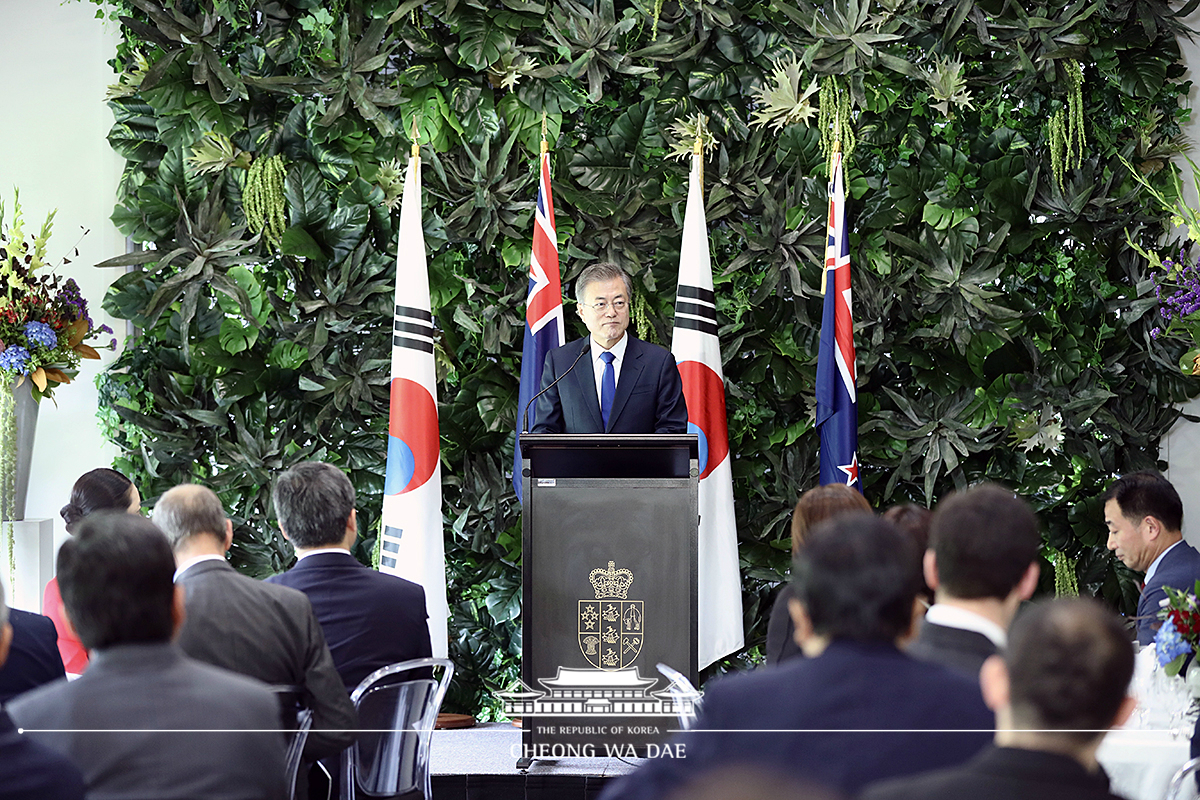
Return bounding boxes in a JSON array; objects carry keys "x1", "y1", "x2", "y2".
[{"x1": 815, "y1": 151, "x2": 860, "y2": 490}]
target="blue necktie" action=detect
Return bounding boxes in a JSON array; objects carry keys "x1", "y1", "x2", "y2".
[{"x1": 600, "y1": 351, "x2": 616, "y2": 430}]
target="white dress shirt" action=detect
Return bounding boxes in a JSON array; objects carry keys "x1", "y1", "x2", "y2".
[
  {"x1": 589, "y1": 333, "x2": 629, "y2": 407},
  {"x1": 923, "y1": 603, "x2": 1008, "y2": 648}
]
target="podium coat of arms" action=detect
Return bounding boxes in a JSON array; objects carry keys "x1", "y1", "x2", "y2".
[{"x1": 578, "y1": 561, "x2": 643, "y2": 670}]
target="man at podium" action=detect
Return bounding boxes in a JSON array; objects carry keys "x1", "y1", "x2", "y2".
[{"x1": 531, "y1": 263, "x2": 688, "y2": 435}]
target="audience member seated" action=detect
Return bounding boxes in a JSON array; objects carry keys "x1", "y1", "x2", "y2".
[
  {"x1": 0, "y1": 605, "x2": 64, "y2": 705},
  {"x1": 1103, "y1": 470, "x2": 1200, "y2": 645},
  {"x1": 862, "y1": 597, "x2": 1136, "y2": 800},
  {"x1": 882, "y1": 504, "x2": 934, "y2": 609},
  {"x1": 0, "y1": 582, "x2": 86, "y2": 800},
  {"x1": 907, "y1": 484, "x2": 1040, "y2": 677},
  {"x1": 266, "y1": 461, "x2": 433, "y2": 691},
  {"x1": 45, "y1": 467, "x2": 141, "y2": 673},
  {"x1": 154, "y1": 483, "x2": 356, "y2": 762},
  {"x1": 764, "y1": 484, "x2": 871, "y2": 665},
  {"x1": 8, "y1": 511, "x2": 287, "y2": 800},
  {"x1": 599, "y1": 513, "x2": 994, "y2": 800}
]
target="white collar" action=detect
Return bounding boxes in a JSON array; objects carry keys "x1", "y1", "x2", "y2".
[
  {"x1": 590, "y1": 332, "x2": 629, "y2": 363},
  {"x1": 173, "y1": 553, "x2": 227, "y2": 582},
  {"x1": 295, "y1": 547, "x2": 353, "y2": 562},
  {"x1": 924, "y1": 603, "x2": 1008, "y2": 648}
]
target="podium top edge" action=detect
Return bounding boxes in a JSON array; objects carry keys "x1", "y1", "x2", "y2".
[{"x1": 519, "y1": 433, "x2": 698, "y2": 451}]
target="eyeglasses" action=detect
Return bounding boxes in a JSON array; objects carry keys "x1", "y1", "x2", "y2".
[{"x1": 579, "y1": 299, "x2": 628, "y2": 313}]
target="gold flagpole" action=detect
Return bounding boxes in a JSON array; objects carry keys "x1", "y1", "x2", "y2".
[
  {"x1": 411, "y1": 116, "x2": 420, "y2": 159},
  {"x1": 541, "y1": 111, "x2": 548, "y2": 155},
  {"x1": 694, "y1": 114, "x2": 705, "y2": 196}
]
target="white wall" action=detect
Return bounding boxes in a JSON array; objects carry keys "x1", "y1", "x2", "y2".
[
  {"x1": 1163, "y1": 8, "x2": 1200, "y2": 545},
  {"x1": 0, "y1": 1, "x2": 124, "y2": 610}
]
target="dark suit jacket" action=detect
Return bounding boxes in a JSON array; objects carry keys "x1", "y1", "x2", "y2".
[
  {"x1": 860, "y1": 745, "x2": 1123, "y2": 800},
  {"x1": 0, "y1": 609, "x2": 65, "y2": 705},
  {"x1": 175, "y1": 559, "x2": 356, "y2": 760},
  {"x1": 8, "y1": 643, "x2": 286, "y2": 800},
  {"x1": 266, "y1": 551, "x2": 433, "y2": 691},
  {"x1": 764, "y1": 585, "x2": 803, "y2": 665},
  {"x1": 598, "y1": 640, "x2": 994, "y2": 800},
  {"x1": 907, "y1": 618, "x2": 997, "y2": 679},
  {"x1": 0, "y1": 708, "x2": 85, "y2": 800},
  {"x1": 530, "y1": 335, "x2": 688, "y2": 434},
  {"x1": 1138, "y1": 540, "x2": 1200, "y2": 646}
]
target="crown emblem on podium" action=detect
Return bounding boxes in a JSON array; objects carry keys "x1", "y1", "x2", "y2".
[{"x1": 589, "y1": 561, "x2": 634, "y2": 599}]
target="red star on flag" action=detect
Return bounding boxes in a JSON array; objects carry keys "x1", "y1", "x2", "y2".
[{"x1": 837, "y1": 453, "x2": 859, "y2": 486}]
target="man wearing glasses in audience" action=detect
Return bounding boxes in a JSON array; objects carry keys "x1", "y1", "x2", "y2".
[{"x1": 531, "y1": 262, "x2": 688, "y2": 435}]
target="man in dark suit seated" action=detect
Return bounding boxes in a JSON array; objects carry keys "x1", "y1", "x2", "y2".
[
  {"x1": 0, "y1": 582, "x2": 85, "y2": 800},
  {"x1": 908, "y1": 484, "x2": 1040, "y2": 678},
  {"x1": 599, "y1": 513, "x2": 994, "y2": 800},
  {"x1": 0, "y1": 602, "x2": 65, "y2": 705},
  {"x1": 266, "y1": 462, "x2": 433, "y2": 691},
  {"x1": 7, "y1": 511, "x2": 287, "y2": 800},
  {"x1": 154, "y1": 483, "x2": 356, "y2": 762},
  {"x1": 1103, "y1": 470, "x2": 1200, "y2": 645},
  {"x1": 530, "y1": 262, "x2": 687, "y2": 434},
  {"x1": 863, "y1": 598, "x2": 1135, "y2": 800}
]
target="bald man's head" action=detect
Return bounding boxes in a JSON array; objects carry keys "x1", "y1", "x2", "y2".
[{"x1": 153, "y1": 484, "x2": 229, "y2": 551}]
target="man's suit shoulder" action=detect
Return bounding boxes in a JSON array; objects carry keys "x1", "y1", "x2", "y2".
[{"x1": 907, "y1": 621, "x2": 997, "y2": 677}]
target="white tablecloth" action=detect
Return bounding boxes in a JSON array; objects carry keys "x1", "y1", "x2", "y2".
[{"x1": 1097, "y1": 728, "x2": 1191, "y2": 800}]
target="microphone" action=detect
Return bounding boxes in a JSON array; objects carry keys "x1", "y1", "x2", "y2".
[{"x1": 522, "y1": 342, "x2": 592, "y2": 434}]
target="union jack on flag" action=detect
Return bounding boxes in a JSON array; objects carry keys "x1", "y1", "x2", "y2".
[
  {"x1": 815, "y1": 151, "x2": 860, "y2": 490},
  {"x1": 513, "y1": 149, "x2": 564, "y2": 499}
]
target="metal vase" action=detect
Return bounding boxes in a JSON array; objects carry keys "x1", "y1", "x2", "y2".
[{"x1": 10, "y1": 379, "x2": 38, "y2": 521}]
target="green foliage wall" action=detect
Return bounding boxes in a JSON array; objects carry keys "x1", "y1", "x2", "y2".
[{"x1": 94, "y1": 0, "x2": 1199, "y2": 715}]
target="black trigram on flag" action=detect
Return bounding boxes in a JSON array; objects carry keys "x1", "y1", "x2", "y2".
[
  {"x1": 380, "y1": 525, "x2": 403, "y2": 569},
  {"x1": 674, "y1": 285, "x2": 718, "y2": 336},
  {"x1": 394, "y1": 305, "x2": 434, "y2": 352}
]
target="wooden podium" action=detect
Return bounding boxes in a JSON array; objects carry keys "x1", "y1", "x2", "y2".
[{"x1": 517, "y1": 434, "x2": 698, "y2": 759}]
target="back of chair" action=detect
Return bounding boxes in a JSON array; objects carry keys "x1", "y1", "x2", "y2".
[
  {"x1": 342, "y1": 658, "x2": 454, "y2": 800},
  {"x1": 1167, "y1": 757, "x2": 1200, "y2": 800},
  {"x1": 269, "y1": 684, "x2": 312, "y2": 800}
]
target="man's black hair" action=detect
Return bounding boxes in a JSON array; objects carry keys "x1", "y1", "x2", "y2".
[
  {"x1": 929, "y1": 483, "x2": 1040, "y2": 600},
  {"x1": 791, "y1": 512, "x2": 919, "y2": 643},
  {"x1": 58, "y1": 511, "x2": 176, "y2": 650},
  {"x1": 1102, "y1": 469, "x2": 1183, "y2": 533},
  {"x1": 272, "y1": 462, "x2": 356, "y2": 549},
  {"x1": 1006, "y1": 598, "x2": 1134, "y2": 742}
]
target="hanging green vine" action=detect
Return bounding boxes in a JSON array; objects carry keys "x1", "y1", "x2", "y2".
[
  {"x1": 243, "y1": 154, "x2": 287, "y2": 248},
  {"x1": 819, "y1": 75, "x2": 855, "y2": 174},
  {"x1": 1050, "y1": 548, "x2": 1079, "y2": 597},
  {"x1": 1048, "y1": 59, "x2": 1086, "y2": 190},
  {"x1": 632, "y1": 291, "x2": 657, "y2": 344}
]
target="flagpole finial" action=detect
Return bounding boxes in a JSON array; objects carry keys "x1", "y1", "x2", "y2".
[
  {"x1": 410, "y1": 116, "x2": 420, "y2": 158},
  {"x1": 540, "y1": 112, "x2": 549, "y2": 155}
]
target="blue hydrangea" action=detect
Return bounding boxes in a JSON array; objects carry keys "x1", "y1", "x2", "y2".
[
  {"x1": 1156, "y1": 617, "x2": 1193, "y2": 667},
  {"x1": 0, "y1": 345, "x2": 31, "y2": 375},
  {"x1": 23, "y1": 321, "x2": 57, "y2": 349}
]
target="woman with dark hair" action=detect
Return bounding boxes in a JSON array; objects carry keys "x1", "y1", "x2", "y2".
[
  {"x1": 763, "y1": 484, "x2": 871, "y2": 665},
  {"x1": 43, "y1": 468, "x2": 141, "y2": 673},
  {"x1": 882, "y1": 503, "x2": 935, "y2": 610}
]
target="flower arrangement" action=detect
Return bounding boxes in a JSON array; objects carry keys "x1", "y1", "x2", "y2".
[
  {"x1": 1126, "y1": 155, "x2": 1200, "y2": 374},
  {"x1": 0, "y1": 191, "x2": 110, "y2": 587},
  {"x1": 1154, "y1": 580, "x2": 1200, "y2": 676},
  {"x1": 0, "y1": 192, "x2": 108, "y2": 399}
]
